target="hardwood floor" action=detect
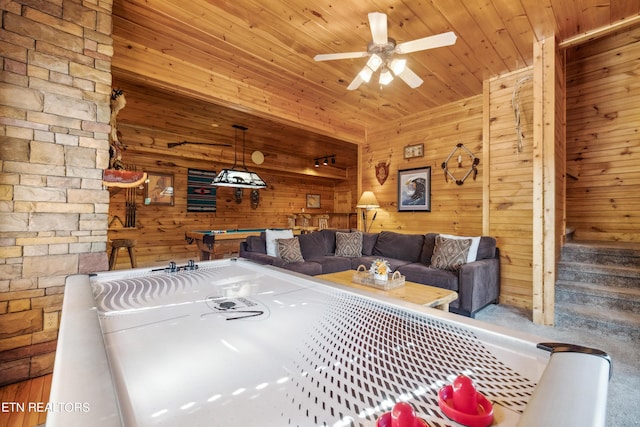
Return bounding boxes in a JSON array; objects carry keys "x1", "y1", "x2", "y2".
[{"x1": 0, "y1": 374, "x2": 51, "y2": 427}]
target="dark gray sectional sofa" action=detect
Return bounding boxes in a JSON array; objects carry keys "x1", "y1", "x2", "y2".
[{"x1": 239, "y1": 229, "x2": 500, "y2": 317}]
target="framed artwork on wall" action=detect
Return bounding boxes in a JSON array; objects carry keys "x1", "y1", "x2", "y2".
[
  {"x1": 398, "y1": 166, "x2": 431, "y2": 212},
  {"x1": 306, "y1": 194, "x2": 321, "y2": 209},
  {"x1": 145, "y1": 172, "x2": 174, "y2": 205},
  {"x1": 403, "y1": 143, "x2": 424, "y2": 159}
]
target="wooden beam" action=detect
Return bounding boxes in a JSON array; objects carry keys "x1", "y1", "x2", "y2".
[
  {"x1": 532, "y1": 36, "x2": 561, "y2": 326},
  {"x1": 559, "y1": 13, "x2": 640, "y2": 49}
]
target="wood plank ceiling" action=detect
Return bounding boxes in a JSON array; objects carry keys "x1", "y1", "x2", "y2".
[{"x1": 111, "y1": 0, "x2": 640, "y2": 174}]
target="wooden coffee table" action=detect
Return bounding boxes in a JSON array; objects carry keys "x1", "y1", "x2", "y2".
[{"x1": 316, "y1": 270, "x2": 458, "y2": 311}]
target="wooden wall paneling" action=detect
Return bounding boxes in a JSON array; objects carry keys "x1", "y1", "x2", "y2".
[
  {"x1": 364, "y1": 95, "x2": 484, "y2": 237},
  {"x1": 486, "y1": 67, "x2": 535, "y2": 311},
  {"x1": 112, "y1": 37, "x2": 365, "y2": 145},
  {"x1": 565, "y1": 25, "x2": 640, "y2": 242},
  {"x1": 108, "y1": 148, "x2": 349, "y2": 269}
]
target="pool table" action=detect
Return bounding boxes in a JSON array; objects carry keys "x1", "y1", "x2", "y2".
[
  {"x1": 48, "y1": 259, "x2": 611, "y2": 427},
  {"x1": 185, "y1": 228, "x2": 291, "y2": 260}
]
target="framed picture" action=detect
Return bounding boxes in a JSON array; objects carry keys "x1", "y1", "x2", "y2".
[
  {"x1": 306, "y1": 194, "x2": 321, "y2": 209},
  {"x1": 398, "y1": 166, "x2": 431, "y2": 212},
  {"x1": 145, "y1": 172, "x2": 174, "y2": 205},
  {"x1": 403, "y1": 143, "x2": 424, "y2": 159}
]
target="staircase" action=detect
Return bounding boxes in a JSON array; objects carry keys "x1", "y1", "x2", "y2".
[{"x1": 555, "y1": 240, "x2": 640, "y2": 342}]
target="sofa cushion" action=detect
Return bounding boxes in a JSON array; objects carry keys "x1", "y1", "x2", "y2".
[
  {"x1": 351, "y1": 256, "x2": 411, "y2": 273},
  {"x1": 397, "y1": 263, "x2": 460, "y2": 292},
  {"x1": 306, "y1": 256, "x2": 353, "y2": 274},
  {"x1": 319, "y1": 229, "x2": 350, "y2": 254},
  {"x1": 266, "y1": 229, "x2": 293, "y2": 256},
  {"x1": 362, "y1": 233, "x2": 378, "y2": 256},
  {"x1": 245, "y1": 234, "x2": 266, "y2": 253},
  {"x1": 430, "y1": 235, "x2": 472, "y2": 271},
  {"x1": 281, "y1": 261, "x2": 323, "y2": 276},
  {"x1": 476, "y1": 236, "x2": 497, "y2": 260},
  {"x1": 298, "y1": 231, "x2": 327, "y2": 259},
  {"x1": 335, "y1": 231, "x2": 362, "y2": 257},
  {"x1": 373, "y1": 231, "x2": 424, "y2": 263},
  {"x1": 277, "y1": 237, "x2": 304, "y2": 263},
  {"x1": 440, "y1": 234, "x2": 481, "y2": 262},
  {"x1": 420, "y1": 233, "x2": 437, "y2": 264}
]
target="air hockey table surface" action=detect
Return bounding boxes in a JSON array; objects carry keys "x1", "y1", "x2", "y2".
[{"x1": 48, "y1": 258, "x2": 611, "y2": 427}]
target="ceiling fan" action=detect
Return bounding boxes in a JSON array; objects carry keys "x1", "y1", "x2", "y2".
[{"x1": 314, "y1": 12, "x2": 456, "y2": 90}]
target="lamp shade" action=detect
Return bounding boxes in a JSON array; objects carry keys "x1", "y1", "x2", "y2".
[
  {"x1": 212, "y1": 169, "x2": 267, "y2": 189},
  {"x1": 212, "y1": 124, "x2": 268, "y2": 189},
  {"x1": 356, "y1": 191, "x2": 380, "y2": 209}
]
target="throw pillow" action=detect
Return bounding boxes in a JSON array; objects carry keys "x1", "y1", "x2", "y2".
[
  {"x1": 277, "y1": 237, "x2": 304, "y2": 263},
  {"x1": 439, "y1": 234, "x2": 481, "y2": 262},
  {"x1": 430, "y1": 235, "x2": 473, "y2": 271},
  {"x1": 265, "y1": 229, "x2": 293, "y2": 257},
  {"x1": 335, "y1": 231, "x2": 363, "y2": 257}
]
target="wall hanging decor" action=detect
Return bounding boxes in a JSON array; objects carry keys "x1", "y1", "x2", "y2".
[
  {"x1": 398, "y1": 166, "x2": 431, "y2": 212},
  {"x1": 403, "y1": 143, "x2": 424, "y2": 159},
  {"x1": 375, "y1": 149, "x2": 393, "y2": 185},
  {"x1": 512, "y1": 75, "x2": 533, "y2": 153},
  {"x1": 306, "y1": 194, "x2": 321, "y2": 209},
  {"x1": 145, "y1": 172, "x2": 174, "y2": 205},
  {"x1": 441, "y1": 143, "x2": 479, "y2": 185},
  {"x1": 187, "y1": 169, "x2": 217, "y2": 212},
  {"x1": 375, "y1": 161, "x2": 390, "y2": 185}
]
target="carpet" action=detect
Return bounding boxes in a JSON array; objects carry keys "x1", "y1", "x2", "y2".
[{"x1": 474, "y1": 304, "x2": 640, "y2": 427}]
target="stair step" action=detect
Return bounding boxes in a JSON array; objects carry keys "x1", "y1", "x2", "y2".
[
  {"x1": 556, "y1": 280, "x2": 640, "y2": 313},
  {"x1": 561, "y1": 241, "x2": 640, "y2": 267},
  {"x1": 557, "y1": 261, "x2": 640, "y2": 288},
  {"x1": 555, "y1": 302, "x2": 640, "y2": 342}
]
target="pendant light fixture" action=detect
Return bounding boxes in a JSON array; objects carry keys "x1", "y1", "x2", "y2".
[{"x1": 212, "y1": 125, "x2": 267, "y2": 189}]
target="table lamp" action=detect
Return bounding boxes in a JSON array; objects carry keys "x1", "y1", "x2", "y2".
[{"x1": 356, "y1": 191, "x2": 380, "y2": 232}]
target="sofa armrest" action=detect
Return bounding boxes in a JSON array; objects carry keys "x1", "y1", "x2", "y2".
[{"x1": 457, "y1": 257, "x2": 500, "y2": 316}]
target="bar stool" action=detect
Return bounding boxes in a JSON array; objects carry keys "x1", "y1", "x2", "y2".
[
  {"x1": 316, "y1": 214, "x2": 330, "y2": 230},
  {"x1": 109, "y1": 239, "x2": 137, "y2": 270}
]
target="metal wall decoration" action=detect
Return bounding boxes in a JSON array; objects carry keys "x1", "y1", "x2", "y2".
[{"x1": 441, "y1": 143, "x2": 479, "y2": 185}]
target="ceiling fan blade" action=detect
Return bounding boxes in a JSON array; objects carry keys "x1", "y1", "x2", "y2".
[
  {"x1": 347, "y1": 74, "x2": 365, "y2": 91},
  {"x1": 368, "y1": 12, "x2": 388, "y2": 45},
  {"x1": 395, "y1": 31, "x2": 457, "y2": 54},
  {"x1": 396, "y1": 66, "x2": 424, "y2": 89},
  {"x1": 314, "y1": 51, "x2": 368, "y2": 61}
]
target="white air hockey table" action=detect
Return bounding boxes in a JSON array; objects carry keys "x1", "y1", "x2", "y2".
[{"x1": 47, "y1": 258, "x2": 611, "y2": 427}]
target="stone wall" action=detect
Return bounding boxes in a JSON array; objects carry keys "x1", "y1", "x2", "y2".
[{"x1": 0, "y1": 0, "x2": 113, "y2": 386}]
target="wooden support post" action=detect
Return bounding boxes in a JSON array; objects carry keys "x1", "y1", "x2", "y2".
[{"x1": 532, "y1": 35, "x2": 565, "y2": 326}]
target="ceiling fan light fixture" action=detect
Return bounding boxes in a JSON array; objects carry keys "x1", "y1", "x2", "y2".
[
  {"x1": 366, "y1": 54, "x2": 383, "y2": 72},
  {"x1": 379, "y1": 68, "x2": 394, "y2": 85},
  {"x1": 389, "y1": 58, "x2": 407, "y2": 75}
]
